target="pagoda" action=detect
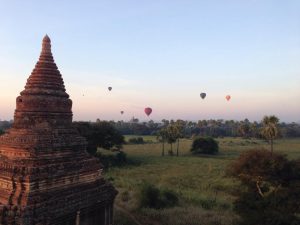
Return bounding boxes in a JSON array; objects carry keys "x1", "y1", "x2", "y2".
[{"x1": 0, "y1": 36, "x2": 117, "y2": 225}]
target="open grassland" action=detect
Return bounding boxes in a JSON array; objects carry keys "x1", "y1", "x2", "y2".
[{"x1": 104, "y1": 137, "x2": 300, "y2": 225}]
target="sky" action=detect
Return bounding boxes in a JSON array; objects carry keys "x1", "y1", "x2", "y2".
[{"x1": 0, "y1": 0, "x2": 299, "y2": 122}]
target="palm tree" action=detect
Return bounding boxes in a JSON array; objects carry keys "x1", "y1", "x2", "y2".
[
  {"x1": 175, "y1": 120, "x2": 185, "y2": 157},
  {"x1": 250, "y1": 121, "x2": 259, "y2": 138},
  {"x1": 157, "y1": 128, "x2": 168, "y2": 156},
  {"x1": 166, "y1": 124, "x2": 177, "y2": 156},
  {"x1": 238, "y1": 122, "x2": 251, "y2": 138},
  {"x1": 261, "y1": 115, "x2": 279, "y2": 155}
]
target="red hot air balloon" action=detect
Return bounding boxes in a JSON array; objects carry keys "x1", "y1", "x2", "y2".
[
  {"x1": 108, "y1": 87, "x2": 112, "y2": 91},
  {"x1": 226, "y1": 95, "x2": 231, "y2": 101},
  {"x1": 144, "y1": 107, "x2": 152, "y2": 116}
]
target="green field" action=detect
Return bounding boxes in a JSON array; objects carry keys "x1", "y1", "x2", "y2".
[{"x1": 104, "y1": 137, "x2": 300, "y2": 225}]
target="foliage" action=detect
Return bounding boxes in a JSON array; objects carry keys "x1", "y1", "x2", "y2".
[
  {"x1": 191, "y1": 137, "x2": 219, "y2": 154},
  {"x1": 138, "y1": 182, "x2": 179, "y2": 209},
  {"x1": 228, "y1": 149, "x2": 300, "y2": 225},
  {"x1": 157, "y1": 120, "x2": 186, "y2": 156},
  {"x1": 260, "y1": 115, "x2": 280, "y2": 154},
  {"x1": 128, "y1": 137, "x2": 145, "y2": 144},
  {"x1": 174, "y1": 120, "x2": 186, "y2": 156},
  {"x1": 281, "y1": 122, "x2": 300, "y2": 137},
  {"x1": 96, "y1": 150, "x2": 128, "y2": 169},
  {"x1": 73, "y1": 121, "x2": 125, "y2": 155},
  {"x1": 0, "y1": 129, "x2": 4, "y2": 136},
  {"x1": 2, "y1": 118, "x2": 300, "y2": 138},
  {"x1": 0, "y1": 120, "x2": 12, "y2": 131},
  {"x1": 166, "y1": 123, "x2": 178, "y2": 155},
  {"x1": 157, "y1": 127, "x2": 168, "y2": 156},
  {"x1": 110, "y1": 118, "x2": 300, "y2": 139},
  {"x1": 110, "y1": 119, "x2": 159, "y2": 135},
  {"x1": 238, "y1": 120, "x2": 251, "y2": 138}
]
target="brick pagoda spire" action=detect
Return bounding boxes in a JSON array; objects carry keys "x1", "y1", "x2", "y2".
[{"x1": 0, "y1": 36, "x2": 117, "y2": 225}]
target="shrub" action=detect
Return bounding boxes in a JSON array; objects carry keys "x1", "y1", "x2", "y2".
[
  {"x1": 191, "y1": 137, "x2": 219, "y2": 154},
  {"x1": 128, "y1": 137, "x2": 145, "y2": 144},
  {"x1": 139, "y1": 183, "x2": 161, "y2": 209},
  {"x1": 96, "y1": 151, "x2": 128, "y2": 168},
  {"x1": 198, "y1": 198, "x2": 217, "y2": 210},
  {"x1": 120, "y1": 191, "x2": 130, "y2": 202},
  {"x1": 227, "y1": 149, "x2": 300, "y2": 225},
  {"x1": 160, "y1": 189, "x2": 179, "y2": 208},
  {"x1": 115, "y1": 151, "x2": 127, "y2": 164},
  {"x1": 138, "y1": 183, "x2": 179, "y2": 209}
]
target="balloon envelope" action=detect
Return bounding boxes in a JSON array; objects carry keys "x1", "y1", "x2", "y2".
[
  {"x1": 108, "y1": 87, "x2": 112, "y2": 91},
  {"x1": 120, "y1": 111, "x2": 124, "y2": 115},
  {"x1": 144, "y1": 107, "x2": 152, "y2": 116},
  {"x1": 226, "y1": 95, "x2": 231, "y2": 101},
  {"x1": 200, "y1": 93, "x2": 206, "y2": 99}
]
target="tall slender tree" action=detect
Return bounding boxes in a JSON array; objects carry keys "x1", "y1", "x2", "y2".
[
  {"x1": 238, "y1": 122, "x2": 251, "y2": 138},
  {"x1": 175, "y1": 120, "x2": 185, "y2": 156},
  {"x1": 157, "y1": 127, "x2": 168, "y2": 156},
  {"x1": 261, "y1": 115, "x2": 279, "y2": 155},
  {"x1": 166, "y1": 124, "x2": 177, "y2": 156}
]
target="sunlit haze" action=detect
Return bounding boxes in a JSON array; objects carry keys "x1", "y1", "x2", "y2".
[{"x1": 0, "y1": 1, "x2": 299, "y2": 122}]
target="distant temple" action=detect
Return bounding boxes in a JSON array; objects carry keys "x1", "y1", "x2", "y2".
[{"x1": 0, "y1": 36, "x2": 117, "y2": 225}]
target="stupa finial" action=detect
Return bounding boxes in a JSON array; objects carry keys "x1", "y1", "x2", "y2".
[
  {"x1": 43, "y1": 34, "x2": 50, "y2": 42},
  {"x1": 41, "y1": 34, "x2": 51, "y2": 54}
]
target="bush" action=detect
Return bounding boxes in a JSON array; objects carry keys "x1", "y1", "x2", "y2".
[
  {"x1": 191, "y1": 137, "x2": 219, "y2": 154},
  {"x1": 128, "y1": 137, "x2": 145, "y2": 144},
  {"x1": 96, "y1": 151, "x2": 128, "y2": 168},
  {"x1": 138, "y1": 183, "x2": 179, "y2": 209},
  {"x1": 160, "y1": 189, "x2": 179, "y2": 208},
  {"x1": 120, "y1": 191, "x2": 130, "y2": 202},
  {"x1": 227, "y1": 149, "x2": 300, "y2": 225}
]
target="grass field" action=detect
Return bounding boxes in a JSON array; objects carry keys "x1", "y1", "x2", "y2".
[{"x1": 103, "y1": 136, "x2": 300, "y2": 225}]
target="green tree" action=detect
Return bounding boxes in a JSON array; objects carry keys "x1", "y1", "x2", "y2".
[
  {"x1": 161, "y1": 119, "x2": 169, "y2": 126},
  {"x1": 250, "y1": 121, "x2": 259, "y2": 138},
  {"x1": 73, "y1": 121, "x2": 125, "y2": 155},
  {"x1": 238, "y1": 122, "x2": 251, "y2": 138},
  {"x1": 157, "y1": 127, "x2": 168, "y2": 156},
  {"x1": 166, "y1": 124, "x2": 177, "y2": 155},
  {"x1": 261, "y1": 115, "x2": 279, "y2": 155},
  {"x1": 175, "y1": 120, "x2": 185, "y2": 156}
]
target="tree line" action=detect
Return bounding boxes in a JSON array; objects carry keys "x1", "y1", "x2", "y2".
[
  {"x1": 1, "y1": 118, "x2": 300, "y2": 140},
  {"x1": 108, "y1": 118, "x2": 300, "y2": 139}
]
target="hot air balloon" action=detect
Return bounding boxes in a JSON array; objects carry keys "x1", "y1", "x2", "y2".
[
  {"x1": 144, "y1": 107, "x2": 152, "y2": 116},
  {"x1": 120, "y1": 111, "x2": 124, "y2": 115},
  {"x1": 108, "y1": 87, "x2": 112, "y2": 91},
  {"x1": 226, "y1": 95, "x2": 231, "y2": 101},
  {"x1": 200, "y1": 93, "x2": 206, "y2": 99}
]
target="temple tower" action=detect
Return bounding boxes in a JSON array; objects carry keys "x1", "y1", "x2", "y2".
[{"x1": 0, "y1": 36, "x2": 117, "y2": 225}]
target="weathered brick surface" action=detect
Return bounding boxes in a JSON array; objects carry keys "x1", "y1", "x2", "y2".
[{"x1": 0, "y1": 36, "x2": 117, "y2": 225}]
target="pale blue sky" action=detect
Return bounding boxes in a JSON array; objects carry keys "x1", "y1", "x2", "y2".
[{"x1": 0, "y1": 0, "x2": 299, "y2": 122}]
